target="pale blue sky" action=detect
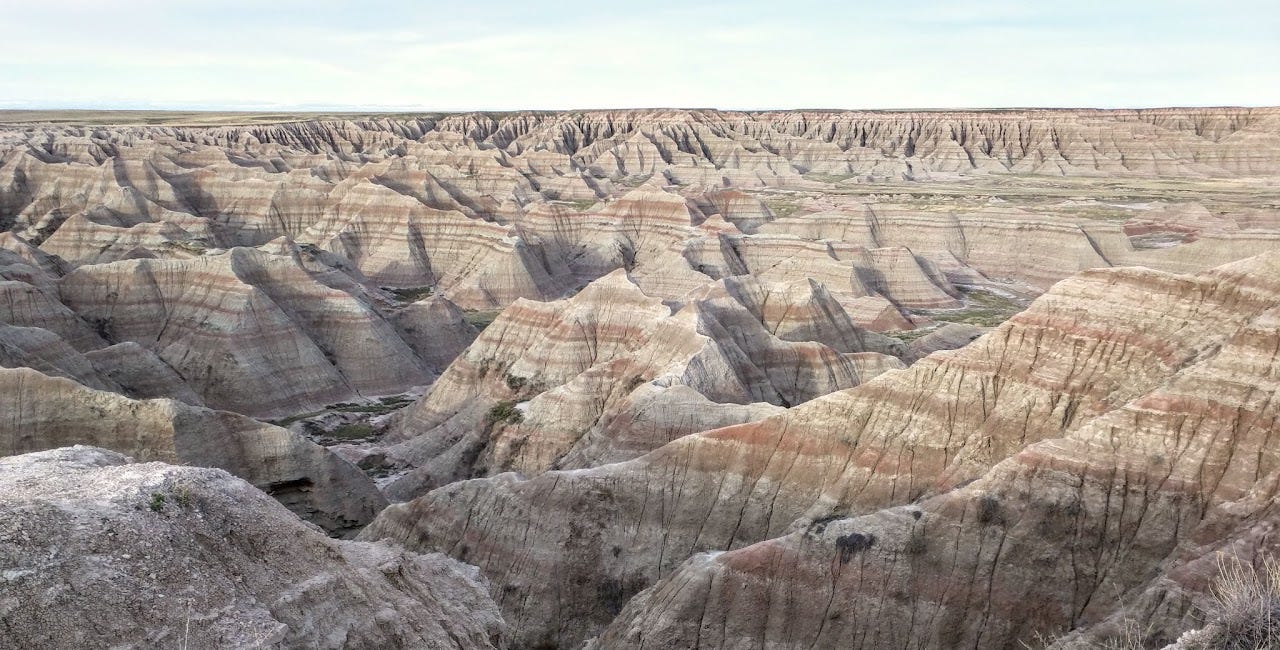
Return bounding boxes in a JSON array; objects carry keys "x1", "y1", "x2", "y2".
[{"x1": 1, "y1": 0, "x2": 1276, "y2": 111}]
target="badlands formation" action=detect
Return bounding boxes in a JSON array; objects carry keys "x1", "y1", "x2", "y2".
[{"x1": 2, "y1": 107, "x2": 1280, "y2": 648}]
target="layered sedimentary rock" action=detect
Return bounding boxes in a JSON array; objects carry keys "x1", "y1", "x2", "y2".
[
  {"x1": 55, "y1": 245, "x2": 462, "y2": 417},
  {"x1": 0, "y1": 446, "x2": 505, "y2": 649},
  {"x1": 0, "y1": 367, "x2": 386, "y2": 534},
  {"x1": 380, "y1": 269, "x2": 901, "y2": 499},
  {"x1": 363, "y1": 252, "x2": 1280, "y2": 648},
  {"x1": 597, "y1": 254, "x2": 1280, "y2": 649},
  {"x1": 4, "y1": 108, "x2": 1280, "y2": 646},
  {"x1": 7, "y1": 108, "x2": 1277, "y2": 320}
]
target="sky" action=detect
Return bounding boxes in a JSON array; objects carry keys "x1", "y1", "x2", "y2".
[{"x1": 1, "y1": 0, "x2": 1277, "y2": 111}]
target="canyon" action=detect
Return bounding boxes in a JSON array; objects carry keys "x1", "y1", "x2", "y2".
[{"x1": 3, "y1": 107, "x2": 1280, "y2": 648}]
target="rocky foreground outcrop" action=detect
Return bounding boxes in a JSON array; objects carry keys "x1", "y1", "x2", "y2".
[
  {"x1": 363, "y1": 252, "x2": 1280, "y2": 648},
  {"x1": 0, "y1": 446, "x2": 505, "y2": 649}
]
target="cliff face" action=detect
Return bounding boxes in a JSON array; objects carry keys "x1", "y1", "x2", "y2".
[
  {"x1": 362, "y1": 252, "x2": 1280, "y2": 648},
  {"x1": 0, "y1": 446, "x2": 505, "y2": 649}
]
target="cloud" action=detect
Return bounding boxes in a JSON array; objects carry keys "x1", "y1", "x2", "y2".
[{"x1": 0, "y1": 0, "x2": 1277, "y2": 110}]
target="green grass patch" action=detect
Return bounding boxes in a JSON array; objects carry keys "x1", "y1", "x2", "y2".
[
  {"x1": 802, "y1": 172, "x2": 858, "y2": 184},
  {"x1": 883, "y1": 327, "x2": 939, "y2": 344},
  {"x1": 762, "y1": 196, "x2": 806, "y2": 219},
  {"x1": 558, "y1": 199, "x2": 598, "y2": 211},
  {"x1": 268, "y1": 410, "x2": 324, "y2": 427},
  {"x1": 505, "y1": 374, "x2": 528, "y2": 391},
  {"x1": 925, "y1": 289, "x2": 1028, "y2": 328},
  {"x1": 615, "y1": 174, "x2": 654, "y2": 188},
  {"x1": 464, "y1": 310, "x2": 501, "y2": 331},
  {"x1": 329, "y1": 423, "x2": 375, "y2": 440}
]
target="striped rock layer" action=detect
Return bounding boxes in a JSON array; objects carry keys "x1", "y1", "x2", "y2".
[
  {"x1": 363, "y1": 252, "x2": 1280, "y2": 648},
  {"x1": 379, "y1": 269, "x2": 903, "y2": 500}
]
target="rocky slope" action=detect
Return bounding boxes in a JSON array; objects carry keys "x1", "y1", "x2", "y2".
[
  {"x1": 0, "y1": 366, "x2": 386, "y2": 535},
  {"x1": 375, "y1": 269, "x2": 901, "y2": 499},
  {"x1": 362, "y1": 252, "x2": 1280, "y2": 648},
  {"x1": 0, "y1": 236, "x2": 474, "y2": 419},
  {"x1": 594, "y1": 255, "x2": 1280, "y2": 649},
  {"x1": 0, "y1": 446, "x2": 505, "y2": 649},
  {"x1": 3, "y1": 109, "x2": 1278, "y2": 427}
]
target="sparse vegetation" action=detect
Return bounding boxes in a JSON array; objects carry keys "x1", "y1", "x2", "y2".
[
  {"x1": 615, "y1": 174, "x2": 654, "y2": 188},
  {"x1": 172, "y1": 484, "x2": 192, "y2": 508},
  {"x1": 149, "y1": 492, "x2": 165, "y2": 512},
  {"x1": 559, "y1": 199, "x2": 598, "y2": 211},
  {"x1": 486, "y1": 401, "x2": 524, "y2": 425},
  {"x1": 505, "y1": 373, "x2": 528, "y2": 391},
  {"x1": 266, "y1": 395, "x2": 415, "y2": 427},
  {"x1": 162, "y1": 240, "x2": 209, "y2": 254},
  {"x1": 883, "y1": 326, "x2": 939, "y2": 344},
  {"x1": 385, "y1": 286, "x2": 435, "y2": 303},
  {"x1": 802, "y1": 172, "x2": 858, "y2": 184},
  {"x1": 922, "y1": 288, "x2": 1028, "y2": 329}
]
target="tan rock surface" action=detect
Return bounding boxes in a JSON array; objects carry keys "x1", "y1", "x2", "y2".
[
  {"x1": 597, "y1": 254, "x2": 1280, "y2": 649},
  {"x1": 362, "y1": 252, "x2": 1280, "y2": 647},
  {"x1": 380, "y1": 270, "x2": 901, "y2": 499},
  {"x1": 56, "y1": 246, "x2": 451, "y2": 417}
]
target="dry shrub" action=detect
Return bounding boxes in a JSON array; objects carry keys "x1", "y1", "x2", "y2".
[{"x1": 1204, "y1": 554, "x2": 1280, "y2": 650}]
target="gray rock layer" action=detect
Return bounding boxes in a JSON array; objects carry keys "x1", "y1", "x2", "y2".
[{"x1": 0, "y1": 446, "x2": 506, "y2": 649}]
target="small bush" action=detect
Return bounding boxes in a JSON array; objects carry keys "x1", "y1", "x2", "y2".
[
  {"x1": 1203, "y1": 554, "x2": 1280, "y2": 649},
  {"x1": 977, "y1": 494, "x2": 1004, "y2": 526},
  {"x1": 835, "y1": 532, "x2": 876, "y2": 564},
  {"x1": 463, "y1": 310, "x2": 501, "y2": 332},
  {"x1": 149, "y1": 492, "x2": 165, "y2": 512},
  {"x1": 173, "y1": 485, "x2": 192, "y2": 508},
  {"x1": 505, "y1": 374, "x2": 528, "y2": 391}
]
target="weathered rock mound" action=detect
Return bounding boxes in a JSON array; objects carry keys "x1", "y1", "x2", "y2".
[{"x1": 0, "y1": 446, "x2": 506, "y2": 649}]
